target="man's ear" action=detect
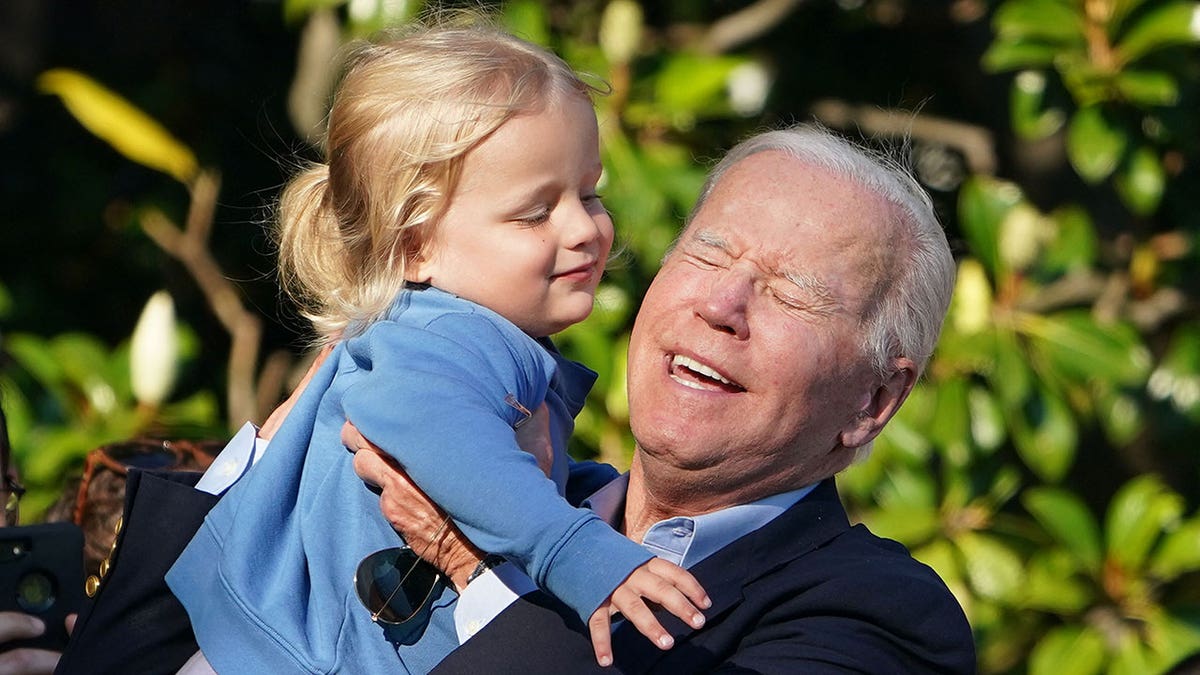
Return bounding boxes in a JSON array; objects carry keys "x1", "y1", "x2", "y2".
[{"x1": 839, "y1": 358, "x2": 918, "y2": 450}]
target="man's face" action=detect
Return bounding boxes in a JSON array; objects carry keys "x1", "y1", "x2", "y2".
[{"x1": 626, "y1": 150, "x2": 905, "y2": 508}]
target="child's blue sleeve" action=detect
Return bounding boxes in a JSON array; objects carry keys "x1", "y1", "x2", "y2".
[{"x1": 341, "y1": 313, "x2": 651, "y2": 621}]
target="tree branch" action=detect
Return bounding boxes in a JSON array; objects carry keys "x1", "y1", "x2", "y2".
[
  {"x1": 139, "y1": 170, "x2": 264, "y2": 429},
  {"x1": 698, "y1": 0, "x2": 808, "y2": 54}
]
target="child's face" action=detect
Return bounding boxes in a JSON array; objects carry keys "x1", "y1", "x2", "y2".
[{"x1": 408, "y1": 94, "x2": 614, "y2": 337}]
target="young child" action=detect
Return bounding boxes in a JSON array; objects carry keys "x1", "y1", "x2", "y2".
[{"x1": 167, "y1": 24, "x2": 707, "y2": 674}]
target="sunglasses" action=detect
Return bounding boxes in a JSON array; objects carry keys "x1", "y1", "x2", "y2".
[
  {"x1": 70, "y1": 438, "x2": 219, "y2": 573},
  {"x1": 72, "y1": 439, "x2": 218, "y2": 527},
  {"x1": 354, "y1": 516, "x2": 451, "y2": 625}
]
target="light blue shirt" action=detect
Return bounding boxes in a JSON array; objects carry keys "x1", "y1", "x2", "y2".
[
  {"x1": 454, "y1": 473, "x2": 816, "y2": 641},
  {"x1": 583, "y1": 474, "x2": 817, "y2": 569}
]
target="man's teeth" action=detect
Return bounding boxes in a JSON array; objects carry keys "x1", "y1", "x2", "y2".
[{"x1": 671, "y1": 355, "x2": 735, "y2": 386}]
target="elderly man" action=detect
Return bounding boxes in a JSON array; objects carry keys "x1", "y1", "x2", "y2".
[
  {"x1": 348, "y1": 124, "x2": 975, "y2": 673},
  {"x1": 56, "y1": 124, "x2": 973, "y2": 674}
]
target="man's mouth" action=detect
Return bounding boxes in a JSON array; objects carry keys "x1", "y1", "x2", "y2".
[{"x1": 669, "y1": 354, "x2": 746, "y2": 392}]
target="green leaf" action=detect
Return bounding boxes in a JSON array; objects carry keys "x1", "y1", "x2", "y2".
[
  {"x1": 502, "y1": 0, "x2": 552, "y2": 47},
  {"x1": 876, "y1": 465, "x2": 939, "y2": 512},
  {"x1": 1024, "y1": 487, "x2": 1103, "y2": 571},
  {"x1": 928, "y1": 376, "x2": 971, "y2": 462},
  {"x1": 1116, "y1": 1, "x2": 1200, "y2": 64},
  {"x1": 1115, "y1": 69, "x2": 1180, "y2": 107},
  {"x1": 1115, "y1": 144, "x2": 1166, "y2": 216},
  {"x1": 1011, "y1": 383, "x2": 1077, "y2": 482},
  {"x1": 875, "y1": 404, "x2": 935, "y2": 463},
  {"x1": 4, "y1": 333, "x2": 65, "y2": 389},
  {"x1": 1150, "y1": 518, "x2": 1200, "y2": 579},
  {"x1": 1029, "y1": 624, "x2": 1106, "y2": 675},
  {"x1": 1144, "y1": 610, "x2": 1200, "y2": 669},
  {"x1": 1067, "y1": 106, "x2": 1129, "y2": 183},
  {"x1": 1018, "y1": 311, "x2": 1152, "y2": 386},
  {"x1": 992, "y1": 0, "x2": 1087, "y2": 44},
  {"x1": 282, "y1": 0, "x2": 344, "y2": 25},
  {"x1": 1109, "y1": 635, "x2": 1158, "y2": 675},
  {"x1": 1023, "y1": 548, "x2": 1095, "y2": 612},
  {"x1": 1149, "y1": 324, "x2": 1200, "y2": 416},
  {"x1": 991, "y1": 329, "x2": 1035, "y2": 409},
  {"x1": 653, "y1": 53, "x2": 742, "y2": 115},
  {"x1": 1040, "y1": 205, "x2": 1098, "y2": 272},
  {"x1": 0, "y1": 281, "x2": 11, "y2": 318},
  {"x1": 1097, "y1": 389, "x2": 1144, "y2": 446},
  {"x1": 983, "y1": 40, "x2": 1062, "y2": 72},
  {"x1": 956, "y1": 531, "x2": 1025, "y2": 602},
  {"x1": 1106, "y1": 475, "x2": 1183, "y2": 572},
  {"x1": 1010, "y1": 71, "x2": 1067, "y2": 139},
  {"x1": 957, "y1": 176, "x2": 1023, "y2": 280},
  {"x1": 860, "y1": 501, "x2": 942, "y2": 546}
]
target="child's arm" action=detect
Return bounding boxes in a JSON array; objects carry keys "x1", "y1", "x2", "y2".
[
  {"x1": 345, "y1": 424, "x2": 710, "y2": 666},
  {"x1": 342, "y1": 312, "x2": 650, "y2": 620}
]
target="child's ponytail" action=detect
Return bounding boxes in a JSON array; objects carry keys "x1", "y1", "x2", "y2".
[{"x1": 276, "y1": 162, "x2": 354, "y2": 340}]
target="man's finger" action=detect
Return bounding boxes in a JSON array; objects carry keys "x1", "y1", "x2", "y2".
[
  {"x1": 350, "y1": 439, "x2": 390, "y2": 489},
  {"x1": 0, "y1": 613, "x2": 43, "y2": 642},
  {"x1": 587, "y1": 606, "x2": 615, "y2": 667},
  {"x1": 0, "y1": 648, "x2": 60, "y2": 675}
]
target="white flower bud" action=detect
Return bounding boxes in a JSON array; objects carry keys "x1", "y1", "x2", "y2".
[
  {"x1": 600, "y1": 0, "x2": 644, "y2": 66},
  {"x1": 130, "y1": 290, "x2": 179, "y2": 407},
  {"x1": 727, "y1": 61, "x2": 772, "y2": 116}
]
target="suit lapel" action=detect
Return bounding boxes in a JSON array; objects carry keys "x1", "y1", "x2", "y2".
[{"x1": 612, "y1": 480, "x2": 851, "y2": 673}]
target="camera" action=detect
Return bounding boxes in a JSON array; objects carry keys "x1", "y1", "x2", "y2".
[{"x1": 0, "y1": 522, "x2": 84, "y2": 651}]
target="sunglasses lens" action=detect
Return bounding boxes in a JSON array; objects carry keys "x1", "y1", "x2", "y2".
[
  {"x1": 354, "y1": 547, "x2": 443, "y2": 624},
  {"x1": 105, "y1": 441, "x2": 179, "y2": 470}
]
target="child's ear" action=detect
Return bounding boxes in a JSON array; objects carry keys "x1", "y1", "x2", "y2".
[
  {"x1": 404, "y1": 241, "x2": 436, "y2": 283},
  {"x1": 404, "y1": 256, "x2": 432, "y2": 284}
]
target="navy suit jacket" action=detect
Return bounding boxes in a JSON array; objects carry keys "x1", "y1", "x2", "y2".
[{"x1": 433, "y1": 480, "x2": 976, "y2": 674}]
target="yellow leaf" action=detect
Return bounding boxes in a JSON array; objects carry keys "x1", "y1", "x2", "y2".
[{"x1": 37, "y1": 68, "x2": 198, "y2": 184}]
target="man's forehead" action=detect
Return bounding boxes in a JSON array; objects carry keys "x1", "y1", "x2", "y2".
[{"x1": 685, "y1": 227, "x2": 837, "y2": 301}]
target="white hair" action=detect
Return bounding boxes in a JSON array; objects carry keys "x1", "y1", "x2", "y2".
[{"x1": 688, "y1": 123, "x2": 956, "y2": 378}]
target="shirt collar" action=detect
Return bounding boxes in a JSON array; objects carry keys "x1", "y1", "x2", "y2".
[
  {"x1": 583, "y1": 474, "x2": 818, "y2": 569},
  {"x1": 536, "y1": 337, "x2": 597, "y2": 416}
]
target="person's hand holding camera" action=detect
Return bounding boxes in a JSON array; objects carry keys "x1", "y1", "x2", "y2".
[{"x1": 0, "y1": 611, "x2": 74, "y2": 675}]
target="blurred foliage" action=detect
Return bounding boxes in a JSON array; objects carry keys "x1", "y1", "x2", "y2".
[{"x1": 2, "y1": 0, "x2": 1200, "y2": 671}]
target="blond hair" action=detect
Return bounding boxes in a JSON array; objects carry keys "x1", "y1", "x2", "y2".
[{"x1": 276, "y1": 24, "x2": 601, "y2": 340}]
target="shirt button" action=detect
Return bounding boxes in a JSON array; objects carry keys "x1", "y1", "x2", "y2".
[
  {"x1": 672, "y1": 527, "x2": 688, "y2": 537},
  {"x1": 466, "y1": 620, "x2": 481, "y2": 636}
]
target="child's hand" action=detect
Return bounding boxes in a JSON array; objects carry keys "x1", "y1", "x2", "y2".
[{"x1": 586, "y1": 558, "x2": 711, "y2": 667}]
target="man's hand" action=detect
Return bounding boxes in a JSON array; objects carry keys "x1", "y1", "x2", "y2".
[
  {"x1": 0, "y1": 612, "x2": 75, "y2": 675},
  {"x1": 587, "y1": 559, "x2": 711, "y2": 667},
  {"x1": 344, "y1": 422, "x2": 484, "y2": 590}
]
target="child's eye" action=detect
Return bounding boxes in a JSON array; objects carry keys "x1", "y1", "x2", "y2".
[{"x1": 517, "y1": 210, "x2": 552, "y2": 227}]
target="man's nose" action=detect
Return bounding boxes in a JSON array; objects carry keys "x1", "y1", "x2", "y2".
[{"x1": 697, "y1": 270, "x2": 751, "y2": 338}]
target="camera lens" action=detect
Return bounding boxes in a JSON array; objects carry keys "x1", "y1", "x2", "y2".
[{"x1": 16, "y1": 571, "x2": 56, "y2": 613}]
